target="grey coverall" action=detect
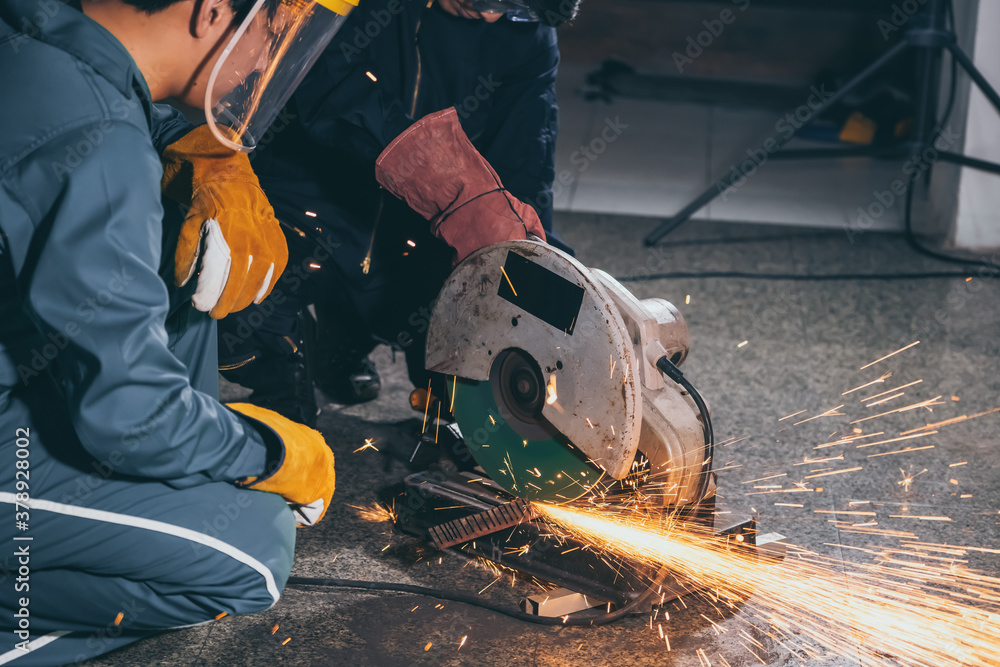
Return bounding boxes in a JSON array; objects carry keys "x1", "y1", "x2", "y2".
[{"x1": 0, "y1": 1, "x2": 297, "y2": 664}]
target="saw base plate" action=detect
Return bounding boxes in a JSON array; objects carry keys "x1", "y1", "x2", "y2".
[{"x1": 387, "y1": 469, "x2": 760, "y2": 611}]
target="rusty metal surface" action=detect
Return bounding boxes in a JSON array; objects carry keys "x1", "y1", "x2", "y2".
[{"x1": 427, "y1": 499, "x2": 538, "y2": 549}]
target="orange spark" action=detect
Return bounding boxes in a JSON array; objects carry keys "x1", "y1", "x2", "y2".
[
  {"x1": 535, "y1": 503, "x2": 1000, "y2": 667},
  {"x1": 859, "y1": 341, "x2": 920, "y2": 370},
  {"x1": 793, "y1": 405, "x2": 845, "y2": 426},
  {"x1": 855, "y1": 431, "x2": 938, "y2": 449},
  {"x1": 861, "y1": 379, "x2": 923, "y2": 402},
  {"x1": 866, "y1": 444, "x2": 935, "y2": 458},
  {"x1": 842, "y1": 372, "x2": 892, "y2": 395},
  {"x1": 353, "y1": 438, "x2": 379, "y2": 453},
  {"x1": 500, "y1": 266, "x2": 517, "y2": 296},
  {"x1": 850, "y1": 396, "x2": 946, "y2": 424},
  {"x1": 803, "y1": 466, "x2": 862, "y2": 479}
]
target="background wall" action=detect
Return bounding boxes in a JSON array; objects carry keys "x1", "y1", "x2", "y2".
[
  {"x1": 552, "y1": 0, "x2": 998, "y2": 248},
  {"x1": 953, "y1": 0, "x2": 1000, "y2": 250},
  {"x1": 558, "y1": 0, "x2": 894, "y2": 83}
]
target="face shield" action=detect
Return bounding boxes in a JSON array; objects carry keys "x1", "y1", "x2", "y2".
[
  {"x1": 205, "y1": 0, "x2": 357, "y2": 152},
  {"x1": 463, "y1": 0, "x2": 540, "y2": 22}
]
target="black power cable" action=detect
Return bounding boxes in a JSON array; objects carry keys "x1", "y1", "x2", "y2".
[
  {"x1": 615, "y1": 270, "x2": 980, "y2": 283},
  {"x1": 902, "y1": 0, "x2": 990, "y2": 266},
  {"x1": 285, "y1": 573, "x2": 659, "y2": 626},
  {"x1": 653, "y1": 356, "x2": 714, "y2": 506}
]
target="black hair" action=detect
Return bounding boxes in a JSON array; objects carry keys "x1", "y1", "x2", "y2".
[
  {"x1": 528, "y1": 0, "x2": 582, "y2": 27},
  {"x1": 121, "y1": 0, "x2": 262, "y2": 22}
]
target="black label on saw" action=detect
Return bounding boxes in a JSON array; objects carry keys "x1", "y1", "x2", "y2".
[{"x1": 498, "y1": 251, "x2": 584, "y2": 335}]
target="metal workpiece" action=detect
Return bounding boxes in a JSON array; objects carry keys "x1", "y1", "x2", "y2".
[{"x1": 394, "y1": 471, "x2": 766, "y2": 616}]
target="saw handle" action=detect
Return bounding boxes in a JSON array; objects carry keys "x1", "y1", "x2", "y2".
[{"x1": 655, "y1": 356, "x2": 715, "y2": 505}]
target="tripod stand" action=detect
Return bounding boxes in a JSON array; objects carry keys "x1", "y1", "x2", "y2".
[{"x1": 644, "y1": 0, "x2": 1000, "y2": 248}]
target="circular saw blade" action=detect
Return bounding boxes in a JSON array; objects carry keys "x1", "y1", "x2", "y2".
[
  {"x1": 450, "y1": 376, "x2": 603, "y2": 503},
  {"x1": 425, "y1": 240, "x2": 642, "y2": 479}
]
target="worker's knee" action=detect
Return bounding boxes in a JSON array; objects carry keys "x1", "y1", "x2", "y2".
[{"x1": 189, "y1": 489, "x2": 296, "y2": 611}]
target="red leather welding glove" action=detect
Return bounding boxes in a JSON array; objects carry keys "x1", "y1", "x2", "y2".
[
  {"x1": 161, "y1": 125, "x2": 288, "y2": 319},
  {"x1": 374, "y1": 107, "x2": 546, "y2": 265}
]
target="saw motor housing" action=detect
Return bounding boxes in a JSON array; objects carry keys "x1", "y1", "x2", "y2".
[
  {"x1": 592, "y1": 270, "x2": 709, "y2": 506},
  {"x1": 426, "y1": 240, "x2": 710, "y2": 507}
]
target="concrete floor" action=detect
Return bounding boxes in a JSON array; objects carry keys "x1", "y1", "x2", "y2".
[{"x1": 84, "y1": 215, "x2": 1000, "y2": 666}]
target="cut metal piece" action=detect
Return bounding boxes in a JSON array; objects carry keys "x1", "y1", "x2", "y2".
[
  {"x1": 521, "y1": 588, "x2": 610, "y2": 617},
  {"x1": 427, "y1": 499, "x2": 538, "y2": 549},
  {"x1": 755, "y1": 532, "x2": 789, "y2": 561}
]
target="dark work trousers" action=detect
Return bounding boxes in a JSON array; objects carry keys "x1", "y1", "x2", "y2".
[{"x1": 218, "y1": 210, "x2": 454, "y2": 413}]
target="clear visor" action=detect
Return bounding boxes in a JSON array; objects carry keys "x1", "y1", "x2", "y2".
[
  {"x1": 463, "y1": 0, "x2": 539, "y2": 21},
  {"x1": 206, "y1": 0, "x2": 356, "y2": 152}
]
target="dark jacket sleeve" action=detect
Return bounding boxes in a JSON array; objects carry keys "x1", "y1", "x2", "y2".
[
  {"x1": 149, "y1": 102, "x2": 196, "y2": 155},
  {"x1": 290, "y1": 25, "x2": 415, "y2": 165},
  {"x1": 12, "y1": 122, "x2": 270, "y2": 487},
  {"x1": 478, "y1": 27, "x2": 559, "y2": 232}
]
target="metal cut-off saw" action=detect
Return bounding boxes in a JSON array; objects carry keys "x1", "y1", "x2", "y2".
[{"x1": 390, "y1": 239, "x2": 785, "y2": 619}]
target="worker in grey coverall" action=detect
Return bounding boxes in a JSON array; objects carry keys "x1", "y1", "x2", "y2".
[{"x1": 0, "y1": 0, "x2": 350, "y2": 663}]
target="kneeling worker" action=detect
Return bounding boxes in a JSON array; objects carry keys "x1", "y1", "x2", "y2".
[{"x1": 0, "y1": 0, "x2": 353, "y2": 662}]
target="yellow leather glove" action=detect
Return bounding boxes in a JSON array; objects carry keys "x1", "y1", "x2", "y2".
[
  {"x1": 161, "y1": 125, "x2": 288, "y2": 319},
  {"x1": 229, "y1": 403, "x2": 335, "y2": 527}
]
